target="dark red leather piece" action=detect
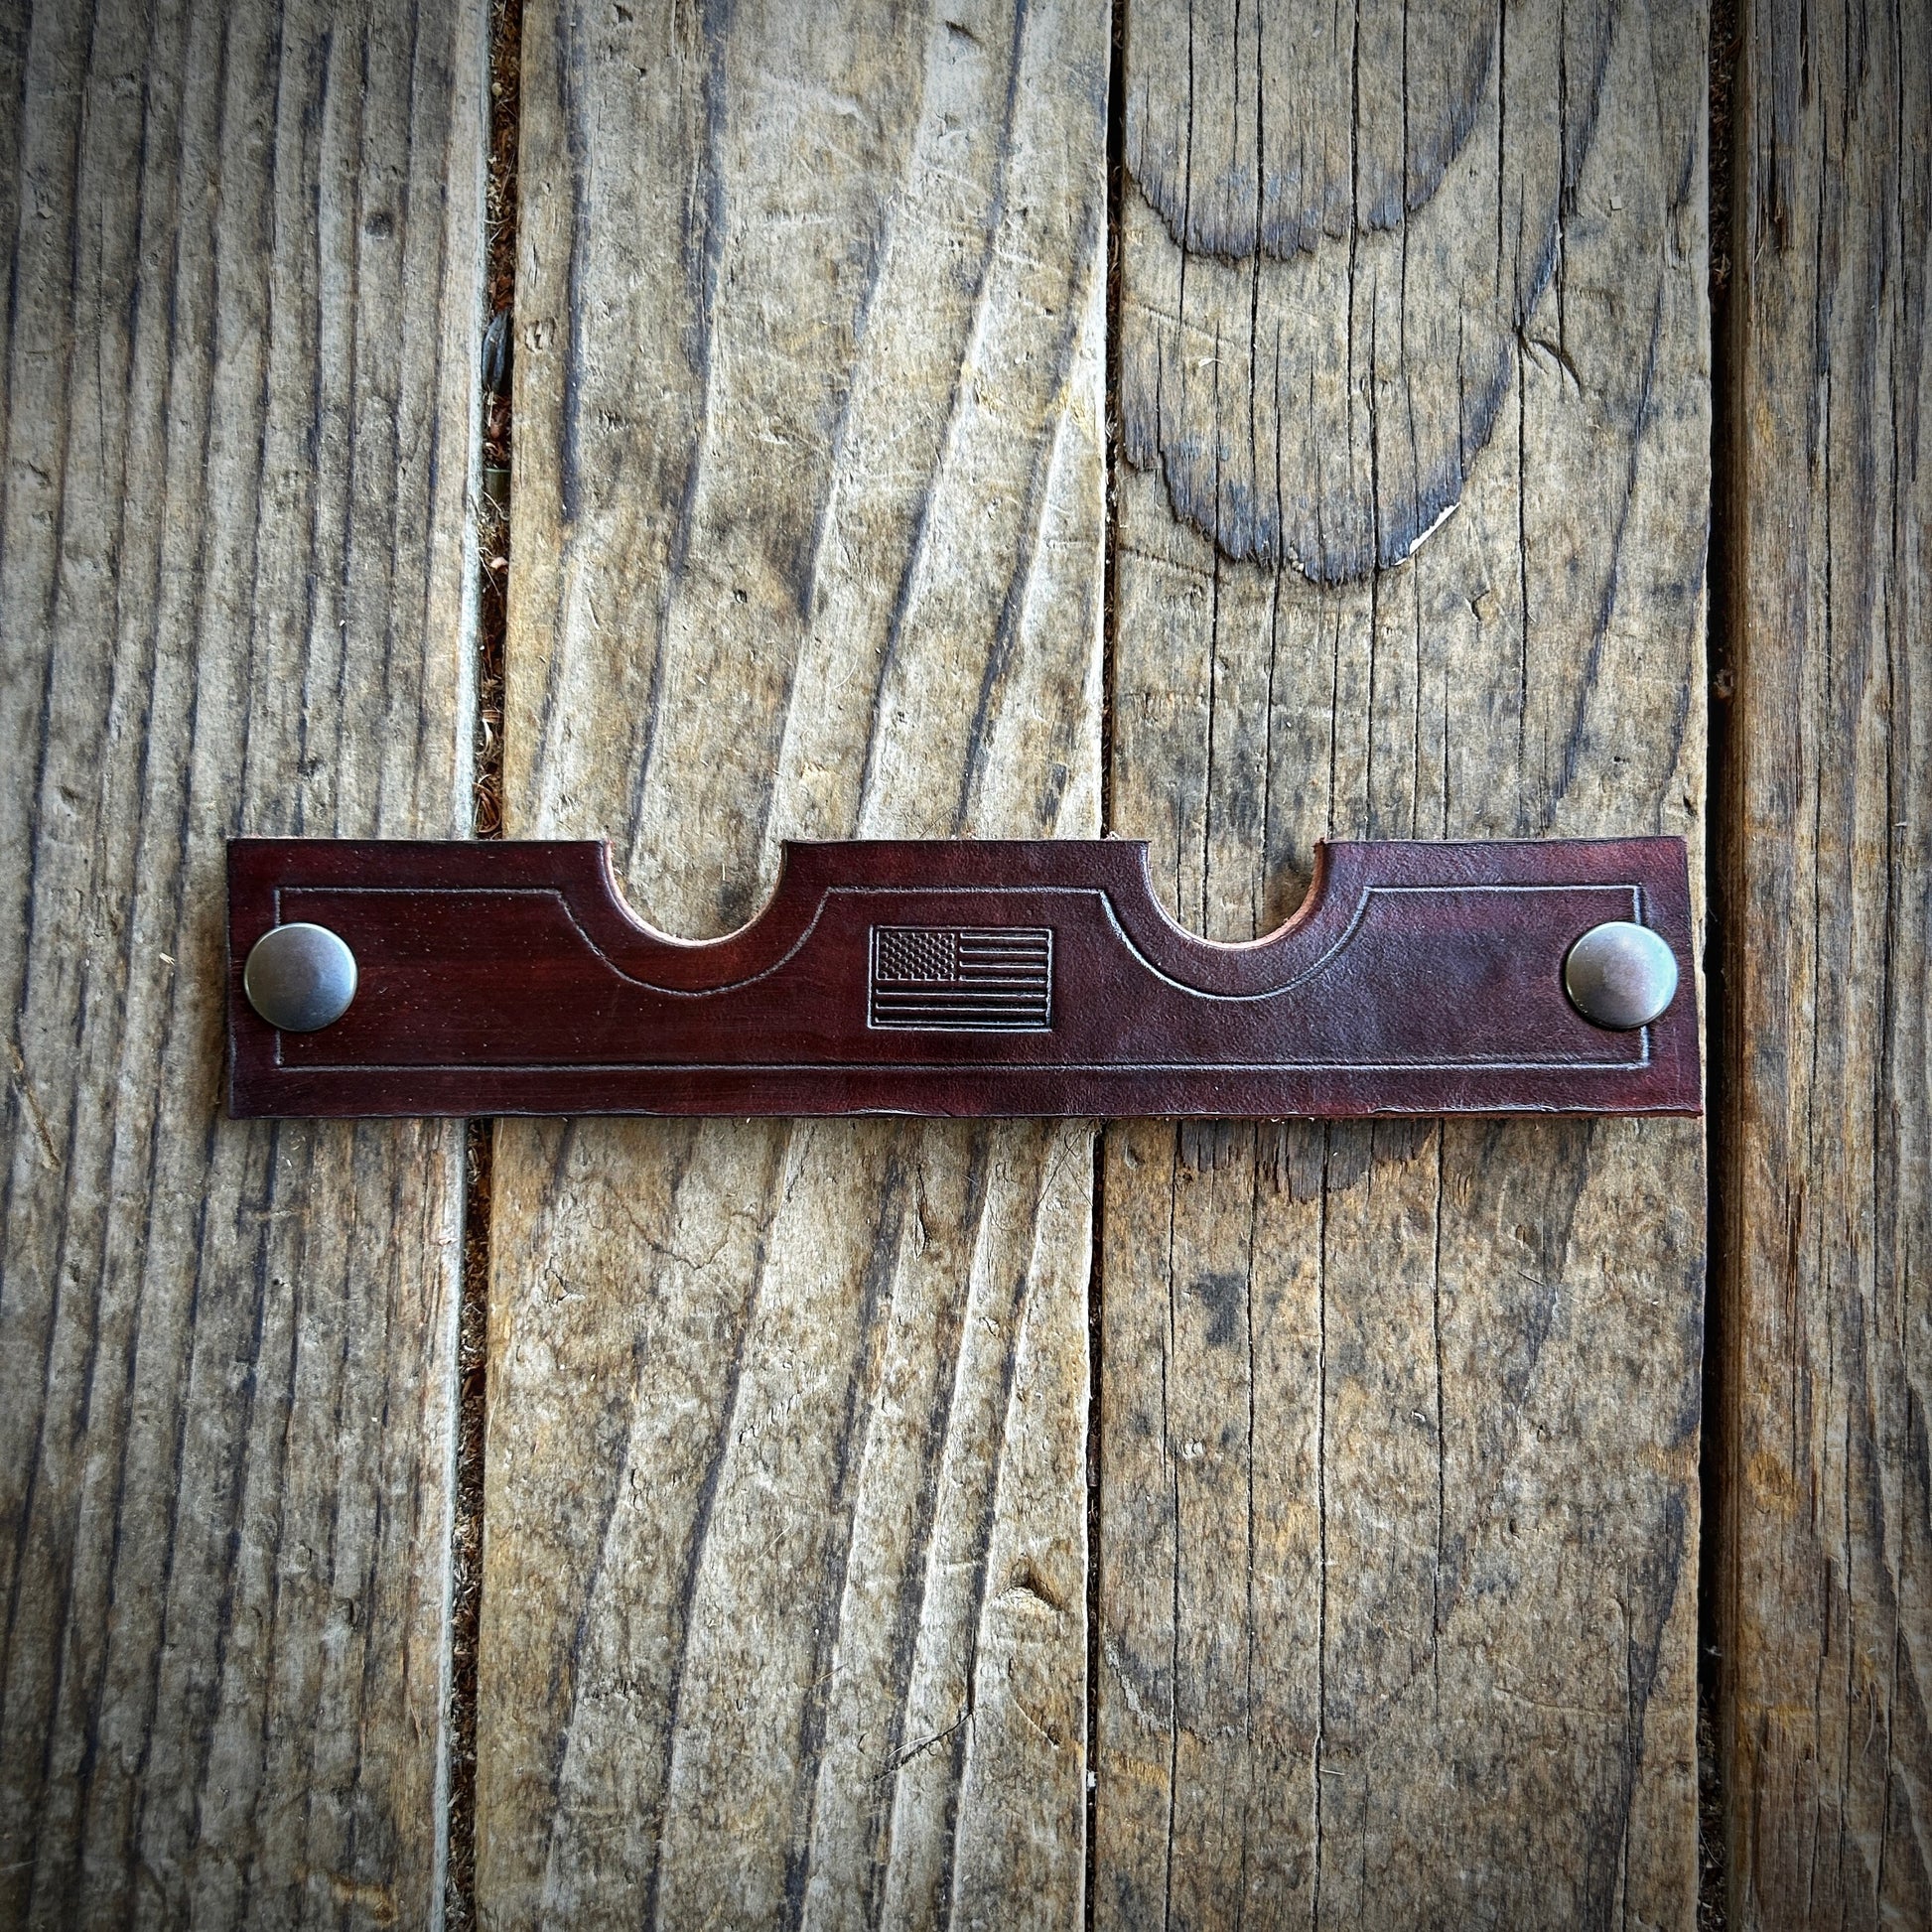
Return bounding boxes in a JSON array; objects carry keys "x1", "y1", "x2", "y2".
[{"x1": 225, "y1": 837, "x2": 1701, "y2": 1119}]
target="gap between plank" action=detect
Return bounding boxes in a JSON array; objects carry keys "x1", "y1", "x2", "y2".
[
  {"x1": 1696, "y1": 2, "x2": 1739, "y2": 1924},
  {"x1": 446, "y1": 0, "x2": 522, "y2": 1923}
]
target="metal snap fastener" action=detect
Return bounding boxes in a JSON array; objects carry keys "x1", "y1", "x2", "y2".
[
  {"x1": 243, "y1": 922, "x2": 358, "y2": 1032},
  {"x1": 1564, "y1": 920, "x2": 1678, "y2": 1030}
]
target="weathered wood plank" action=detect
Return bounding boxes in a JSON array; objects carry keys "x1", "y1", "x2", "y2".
[
  {"x1": 479, "y1": 3, "x2": 1107, "y2": 1924},
  {"x1": 1717, "y1": 2, "x2": 1932, "y2": 1921},
  {"x1": 1098, "y1": 0, "x2": 1711, "y2": 1922},
  {"x1": 0, "y1": 1, "x2": 485, "y2": 1926}
]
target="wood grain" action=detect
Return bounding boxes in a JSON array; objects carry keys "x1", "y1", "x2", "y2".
[
  {"x1": 1716, "y1": 1, "x2": 1932, "y2": 1921},
  {"x1": 0, "y1": 0, "x2": 485, "y2": 1926},
  {"x1": 1098, "y1": 0, "x2": 1712, "y2": 1922},
  {"x1": 479, "y1": 2, "x2": 1106, "y2": 1923}
]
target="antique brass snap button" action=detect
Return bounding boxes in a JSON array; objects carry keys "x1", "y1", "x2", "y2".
[
  {"x1": 1564, "y1": 920, "x2": 1679, "y2": 1031},
  {"x1": 243, "y1": 922, "x2": 358, "y2": 1033}
]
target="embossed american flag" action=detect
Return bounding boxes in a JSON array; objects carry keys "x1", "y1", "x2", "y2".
[{"x1": 868, "y1": 925, "x2": 1053, "y2": 1031}]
